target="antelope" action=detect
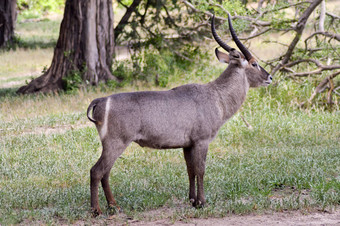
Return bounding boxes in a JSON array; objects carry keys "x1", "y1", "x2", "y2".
[{"x1": 87, "y1": 14, "x2": 272, "y2": 215}]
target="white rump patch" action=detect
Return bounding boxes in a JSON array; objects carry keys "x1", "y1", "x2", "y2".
[{"x1": 100, "y1": 97, "x2": 111, "y2": 140}]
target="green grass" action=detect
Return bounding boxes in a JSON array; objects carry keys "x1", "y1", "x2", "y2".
[
  {"x1": 0, "y1": 80, "x2": 339, "y2": 224},
  {"x1": 0, "y1": 16, "x2": 59, "y2": 89},
  {"x1": 0, "y1": 11, "x2": 339, "y2": 225},
  {"x1": 15, "y1": 17, "x2": 60, "y2": 49}
]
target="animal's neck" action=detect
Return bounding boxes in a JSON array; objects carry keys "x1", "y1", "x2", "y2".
[{"x1": 210, "y1": 67, "x2": 249, "y2": 121}]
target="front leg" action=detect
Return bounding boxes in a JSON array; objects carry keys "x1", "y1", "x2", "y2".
[
  {"x1": 183, "y1": 147, "x2": 196, "y2": 204},
  {"x1": 183, "y1": 142, "x2": 209, "y2": 208},
  {"x1": 193, "y1": 142, "x2": 208, "y2": 207}
]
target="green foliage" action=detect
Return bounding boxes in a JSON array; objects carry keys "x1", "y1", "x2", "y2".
[
  {"x1": 10, "y1": 18, "x2": 60, "y2": 50},
  {"x1": 111, "y1": 44, "x2": 204, "y2": 89},
  {"x1": 195, "y1": 0, "x2": 247, "y2": 16},
  {"x1": 221, "y1": 0, "x2": 247, "y2": 15},
  {"x1": 17, "y1": 0, "x2": 64, "y2": 20},
  {"x1": 260, "y1": 2, "x2": 296, "y2": 29},
  {"x1": 62, "y1": 70, "x2": 83, "y2": 94},
  {"x1": 141, "y1": 50, "x2": 172, "y2": 86},
  {"x1": 116, "y1": 0, "x2": 212, "y2": 60},
  {"x1": 116, "y1": 0, "x2": 250, "y2": 49}
]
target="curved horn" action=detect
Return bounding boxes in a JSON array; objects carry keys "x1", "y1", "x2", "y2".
[
  {"x1": 227, "y1": 13, "x2": 253, "y2": 61},
  {"x1": 211, "y1": 15, "x2": 233, "y2": 52}
]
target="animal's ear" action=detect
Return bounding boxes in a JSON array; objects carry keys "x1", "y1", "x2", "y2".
[{"x1": 215, "y1": 48, "x2": 230, "y2": 64}]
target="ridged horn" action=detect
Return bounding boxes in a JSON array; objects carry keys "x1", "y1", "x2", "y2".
[
  {"x1": 227, "y1": 13, "x2": 253, "y2": 61},
  {"x1": 211, "y1": 15, "x2": 233, "y2": 52}
]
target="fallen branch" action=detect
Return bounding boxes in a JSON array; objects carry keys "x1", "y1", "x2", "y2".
[{"x1": 300, "y1": 70, "x2": 340, "y2": 106}]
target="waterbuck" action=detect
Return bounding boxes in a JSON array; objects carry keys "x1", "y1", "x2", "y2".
[{"x1": 87, "y1": 14, "x2": 272, "y2": 215}]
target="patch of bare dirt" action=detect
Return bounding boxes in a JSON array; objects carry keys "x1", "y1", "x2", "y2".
[
  {"x1": 2, "y1": 122, "x2": 92, "y2": 137},
  {"x1": 146, "y1": 211, "x2": 339, "y2": 226},
  {"x1": 0, "y1": 80, "x2": 26, "y2": 88},
  {"x1": 71, "y1": 209, "x2": 340, "y2": 226},
  {"x1": 0, "y1": 72, "x2": 40, "y2": 88},
  {"x1": 24, "y1": 122, "x2": 92, "y2": 135}
]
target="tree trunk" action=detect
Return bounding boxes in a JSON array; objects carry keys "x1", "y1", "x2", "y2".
[
  {"x1": 17, "y1": 0, "x2": 116, "y2": 94},
  {"x1": 257, "y1": 0, "x2": 264, "y2": 11},
  {"x1": 0, "y1": 0, "x2": 17, "y2": 48},
  {"x1": 318, "y1": 0, "x2": 325, "y2": 32}
]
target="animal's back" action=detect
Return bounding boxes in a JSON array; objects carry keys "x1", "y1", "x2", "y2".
[{"x1": 88, "y1": 83, "x2": 221, "y2": 149}]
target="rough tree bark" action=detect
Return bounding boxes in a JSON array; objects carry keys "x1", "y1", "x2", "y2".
[
  {"x1": 0, "y1": 0, "x2": 17, "y2": 48},
  {"x1": 17, "y1": 0, "x2": 116, "y2": 94}
]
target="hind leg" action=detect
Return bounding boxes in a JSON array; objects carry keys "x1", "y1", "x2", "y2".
[
  {"x1": 101, "y1": 169, "x2": 119, "y2": 212},
  {"x1": 90, "y1": 139, "x2": 128, "y2": 216}
]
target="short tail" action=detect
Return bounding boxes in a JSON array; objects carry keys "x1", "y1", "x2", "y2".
[{"x1": 87, "y1": 98, "x2": 101, "y2": 123}]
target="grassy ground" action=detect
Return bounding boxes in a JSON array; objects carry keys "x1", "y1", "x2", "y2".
[
  {"x1": 1, "y1": 84, "x2": 339, "y2": 224},
  {"x1": 0, "y1": 17, "x2": 59, "y2": 88},
  {"x1": 1, "y1": 65, "x2": 339, "y2": 225},
  {"x1": 0, "y1": 13, "x2": 339, "y2": 225}
]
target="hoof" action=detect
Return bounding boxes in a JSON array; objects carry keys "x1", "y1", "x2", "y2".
[
  {"x1": 92, "y1": 207, "x2": 102, "y2": 217},
  {"x1": 108, "y1": 204, "x2": 122, "y2": 214},
  {"x1": 193, "y1": 200, "x2": 205, "y2": 209}
]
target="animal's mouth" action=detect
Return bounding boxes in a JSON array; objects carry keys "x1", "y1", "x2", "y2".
[{"x1": 264, "y1": 81, "x2": 272, "y2": 86}]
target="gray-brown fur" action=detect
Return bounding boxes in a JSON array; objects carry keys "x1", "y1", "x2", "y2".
[{"x1": 87, "y1": 14, "x2": 272, "y2": 216}]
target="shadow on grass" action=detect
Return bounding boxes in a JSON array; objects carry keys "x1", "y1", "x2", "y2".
[
  {"x1": 1, "y1": 37, "x2": 57, "y2": 51},
  {"x1": 12, "y1": 37, "x2": 57, "y2": 49},
  {"x1": 0, "y1": 87, "x2": 19, "y2": 98}
]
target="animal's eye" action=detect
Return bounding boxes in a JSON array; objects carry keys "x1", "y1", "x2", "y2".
[{"x1": 252, "y1": 62, "x2": 257, "y2": 67}]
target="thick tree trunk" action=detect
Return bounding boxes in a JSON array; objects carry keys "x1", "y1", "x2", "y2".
[
  {"x1": 0, "y1": 0, "x2": 17, "y2": 48},
  {"x1": 17, "y1": 0, "x2": 116, "y2": 94}
]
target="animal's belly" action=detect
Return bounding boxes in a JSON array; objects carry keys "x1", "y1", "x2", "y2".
[{"x1": 134, "y1": 133, "x2": 191, "y2": 149}]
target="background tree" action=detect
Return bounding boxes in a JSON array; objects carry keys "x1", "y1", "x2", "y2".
[
  {"x1": 16, "y1": 0, "x2": 339, "y2": 105},
  {"x1": 180, "y1": 0, "x2": 339, "y2": 106},
  {"x1": 17, "y1": 0, "x2": 115, "y2": 94},
  {"x1": 0, "y1": 0, "x2": 17, "y2": 48}
]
